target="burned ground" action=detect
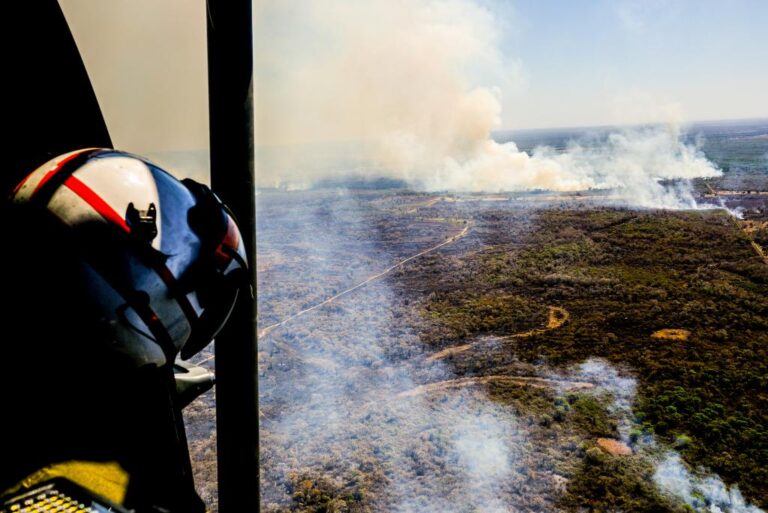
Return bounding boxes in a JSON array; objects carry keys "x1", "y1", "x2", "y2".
[{"x1": 186, "y1": 187, "x2": 767, "y2": 512}]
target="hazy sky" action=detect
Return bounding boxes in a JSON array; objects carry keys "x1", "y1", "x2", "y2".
[
  {"x1": 60, "y1": 0, "x2": 767, "y2": 156},
  {"x1": 59, "y1": 0, "x2": 208, "y2": 155},
  {"x1": 499, "y1": 0, "x2": 768, "y2": 129}
]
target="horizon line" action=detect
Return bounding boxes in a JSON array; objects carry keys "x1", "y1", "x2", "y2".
[{"x1": 497, "y1": 115, "x2": 768, "y2": 134}]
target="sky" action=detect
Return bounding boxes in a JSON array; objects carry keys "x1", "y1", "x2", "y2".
[
  {"x1": 59, "y1": 0, "x2": 209, "y2": 156},
  {"x1": 59, "y1": 0, "x2": 768, "y2": 155},
  {"x1": 497, "y1": 0, "x2": 768, "y2": 129}
]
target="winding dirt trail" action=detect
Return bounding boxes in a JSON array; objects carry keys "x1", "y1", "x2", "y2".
[
  {"x1": 396, "y1": 375, "x2": 593, "y2": 399},
  {"x1": 405, "y1": 196, "x2": 442, "y2": 214},
  {"x1": 730, "y1": 212, "x2": 768, "y2": 265},
  {"x1": 258, "y1": 221, "x2": 472, "y2": 339},
  {"x1": 733, "y1": 217, "x2": 768, "y2": 266},
  {"x1": 512, "y1": 306, "x2": 570, "y2": 338},
  {"x1": 427, "y1": 306, "x2": 570, "y2": 362},
  {"x1": 651, "y1": 329, "x2": 690, "y2": 341},
  {"x1": 750, "y1": 241, "x2": 768, "y2": 265},
  {"x1": 426, "y1": 344, "x2": 474, "y2": 362}
]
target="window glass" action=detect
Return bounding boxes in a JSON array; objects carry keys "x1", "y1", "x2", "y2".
[{"x1": 59, "y1": 0, "x2": 210, "y2": 183}]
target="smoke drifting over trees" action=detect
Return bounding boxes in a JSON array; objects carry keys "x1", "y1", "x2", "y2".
[
  {"x1": 245, "y1": 2, "x2": 768, "y2": 512},
  {"x1": 249, "y1": 191, "x2": 768, "y2": 512}
]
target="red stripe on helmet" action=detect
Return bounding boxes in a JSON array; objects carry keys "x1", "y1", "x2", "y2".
[
  {"x1": 214, "y1": 215, "x2": 241, "y2": 269},
  {"x1": 64, "y1": 174, "x2": 199, "y2": 325},
  {"x1": 12, "y1": 174, "x2": 31, "y2": 197},
  {"x1": 31, "y1": 149, "x2": 94, "y2": 197},
  {"x1": 63, "y1": 175, "x2": 131, "y2": 232}
]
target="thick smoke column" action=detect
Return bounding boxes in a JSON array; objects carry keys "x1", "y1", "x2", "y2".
[{"x1": 254, "y1": 0, "x2": 720, "y2": 208}]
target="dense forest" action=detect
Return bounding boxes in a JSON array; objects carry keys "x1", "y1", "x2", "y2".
[{"x1": 402, "y1": 206, "x2": 768, "y2": 508}]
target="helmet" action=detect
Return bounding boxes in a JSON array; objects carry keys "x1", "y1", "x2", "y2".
[{"x1": 11, "y1": 148, "x2": 248, "y2": 367}]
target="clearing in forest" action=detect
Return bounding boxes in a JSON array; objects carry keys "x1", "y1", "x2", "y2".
[
  {"x1": 650, "y1": 329, "x2": 691, "y2": 341},
  {"x1": 596, "y1": 438, "x2": 633, "y2": 456}
]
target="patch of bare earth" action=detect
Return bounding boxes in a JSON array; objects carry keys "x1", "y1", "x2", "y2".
[
  {"x1": 512, "y1": 306, "x2": 570, "y2": 338},
  {"x1": 426, "y1": 343, "x2": 472, "y2": 362},
  {"x1": 651, "y1": 329, "x2": 690, "y2": 341},
  {"x1": 596, "y1": 438, "x2": 633, "y2": 456}
]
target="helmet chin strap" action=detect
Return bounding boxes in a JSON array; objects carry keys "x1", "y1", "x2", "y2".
[
  {"x1": 222, "y1": 245, "x2": 254, "y2": 299},
  {"x1": 116, "y1": 302, "x2": 158, "y2": 344},
  {"x1": 113, "y1": 289, "x2": 177, "y2": 365}
]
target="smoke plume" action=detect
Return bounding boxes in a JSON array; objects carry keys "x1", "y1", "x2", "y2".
[
  {"x1": 654, "y1": 452, "x2": 765, "y2": 513},
  {"x1": 258, "y1": 194, "x2": 761, "y2": 511},
  {"x1": 552, "y1": 359, "x2": 765, "y2": 512},
  {"x1": 258, "y1": 192, "x2": 526, "y2": 512},
  {"x1": 254, "y1": 0, "x2": 721, "y2": 209},
  {"x1": 562, "y1": 358, "x2": 637, "y2": 442}
]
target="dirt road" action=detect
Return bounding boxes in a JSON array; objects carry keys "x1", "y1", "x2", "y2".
[
  {"x1": 427, "y1": 306, "x2": 570, "y2": 362},
  {"x1": 396, "y1": 375, "x2": 594, "y2": 398},
  {"x1": 258, "y1": 221, "x2": 472, "y2": 339}
]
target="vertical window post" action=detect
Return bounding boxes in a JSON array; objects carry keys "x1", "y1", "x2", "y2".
[{"x1": 207, "y1": 1, "x2": 258, "y2": 510}]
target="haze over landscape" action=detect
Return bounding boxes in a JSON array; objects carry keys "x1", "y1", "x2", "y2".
[
  {"x1": 66, "y1": 0, "x2": 764, "y2": 511},
  {"x1": 242, "y1": 2, "x2": 768, "y2": 512},
  {"x1": 251, "y1": 0, "x2": 764, "y2": 215}
]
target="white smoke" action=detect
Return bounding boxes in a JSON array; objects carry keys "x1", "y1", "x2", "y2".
[
  {"x1": 555, "y1": 360, "x2": 763, "y2": 512},
  {"x1": 258, "y1": 191, "x2": 526, "y2": 512},
  {"x1": 441, "y1": 124, "x2": 720, "y2": 208},
  {"x1": 654, "y1": 452, "x2": 765, "y2": 513},
  {"x1": 254, "y1": 0, "x2": 721, "y2": 210},
  {"x1": 390, "y1": 394, "x2": 522, "y2": 513},
  {"x1": 448, "y1": 409, "x2": 516, "y2": 513},
  {"x1": 566, "y1": 358, "x2": 637, "y2": 442},
  {"x1": 546, "y1": 357, "x2": 640, "y2": 445}
]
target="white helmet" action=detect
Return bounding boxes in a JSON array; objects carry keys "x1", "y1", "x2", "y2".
[{"x1": 12, "y1": 148, "x2": 248, "y2": 367}]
